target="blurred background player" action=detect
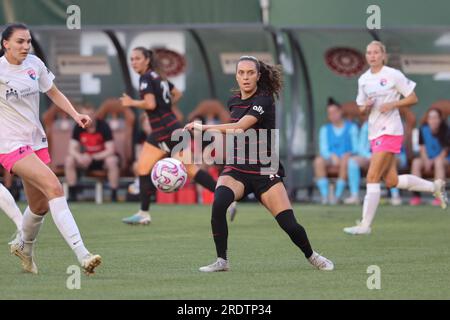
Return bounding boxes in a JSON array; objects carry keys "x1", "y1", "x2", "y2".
[
  {"x1": 185, "y1": 56, "x2": 334, "y2": 272},
  {"x1": 344, "y1": 117, "x2": 402, "y2": 205},
  {"x1": 119, "y1": 47, "x2": 225, "y2": 225},
  {"x1": 410, "y1": 108, "x2": 450, "y2": 206},
  {"x1": 344, "y1": 41, "x2": 448, "y2": 235},
  {"x1": 0, "y1": 23, "x2": 101, "y2": 274},
  {"x1": 127, "y1": 112, "x2": 152, "y2": 197},
  {"x1": 64, "y1": 104, "x2": 120, "y2": 202},
  {"x1": 314, "y1": 98, "x2": 358, "y2": 204}
]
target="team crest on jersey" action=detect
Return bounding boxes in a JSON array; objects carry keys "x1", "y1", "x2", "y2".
[
  {"x1": 380, "y1": 78, "x2": 387, "y2": 86},
  {"x1": 27, "y1": 69, "x2": 37, "y2": 80},
  {"x1": 5, "y1": 88, "x2": 18, "y2": 100}
]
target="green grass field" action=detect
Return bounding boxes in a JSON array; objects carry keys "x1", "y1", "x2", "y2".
[{"x1": 0, "y1": 202, "x2": 449, "y2": 300}]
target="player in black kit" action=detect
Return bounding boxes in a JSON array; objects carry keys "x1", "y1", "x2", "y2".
[
  {"x1": 120, "y1": 47, "x2": 234, "y2": 225},
  {"x1": 185, "y1": 56, "x2": 334, "y2": 272}
]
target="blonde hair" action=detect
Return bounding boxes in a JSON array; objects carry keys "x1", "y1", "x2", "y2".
[{"x1": 367, "y1": 40, "x2": 387, "y2": 64}]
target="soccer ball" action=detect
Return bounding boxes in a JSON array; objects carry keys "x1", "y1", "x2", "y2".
[{"x1": 151, "y1": 158, "x2": 187, "y2": 193}]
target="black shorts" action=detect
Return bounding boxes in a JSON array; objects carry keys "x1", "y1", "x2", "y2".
[
  {"x1": 87, "y1": 160, "x2": 105, "y2": 171},
  {"x1": 146, "y1": 126, "x2": 184, "y2": 154},
  {"x1": 85, "y1": 154, "x2": 121, "y2": 171},
  {"x1": 220, "y1": 168, "x2": 284, "y2": 201}
]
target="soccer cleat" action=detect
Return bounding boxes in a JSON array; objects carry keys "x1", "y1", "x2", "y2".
[
  {"x1": 8, "y1": 229, "x2": 21, "y2": 246},
  {"x1": 199, "y1": 258, "x2": 229, "y2": 272},
  {"x1": 81, "y1": 253, "x2": 102, "y2": 275},
  {"x1": 122, "y1": 212, "x2": 151, "y2": 225},
  {"x1": 308, "y1": 251, "x2": 334, "y2": 271},
  {"x1": 10, "y1": 240, "x2": 38, "y2": 274},
  {"x1": 343, "y1": 224, "x2": 371, "y2": 235},
  {"x1": 228, "y1": 202, "x2": 238, "y2": 222},
  {"x1": 433, "y1": 179, "x2": 448, "y2": 210}
]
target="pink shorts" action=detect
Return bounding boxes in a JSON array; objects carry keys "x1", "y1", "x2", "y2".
[
  {"x1": 370, "y1": 135, "x2": 403, "y2": 154},
  {"x1": 0, "y1": 146, "x2": 51, "y2": 173}
]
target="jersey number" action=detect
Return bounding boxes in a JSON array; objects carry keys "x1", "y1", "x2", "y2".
[{"x1": 160, "y1": 81, "x2": 171, "y2": 104}]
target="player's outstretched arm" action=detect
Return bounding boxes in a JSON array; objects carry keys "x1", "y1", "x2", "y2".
[
  {"x1": 184, "y1": 115, "x2": 258, "y2": 134},
  {"x1": 46, "y1": 84, "x2": 92, "y2": 129}
]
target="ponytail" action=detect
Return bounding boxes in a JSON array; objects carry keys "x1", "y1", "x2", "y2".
[{"x1": 257, "y1": 60, "x2": 283, "y2": 99}]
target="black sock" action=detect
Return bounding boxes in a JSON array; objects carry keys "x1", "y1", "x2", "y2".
[
  {"x1": 194, "y1": 169, "x2": 216, "y2": 192},
  {"x1": 211, "y1": 186, "x2": 235, "y2": 260},
  {"x1": 275, "y1": 209, "x2": 313, "y2": 258},
  {"x1": 111, "y1": 189, "x2": 117, "y2": 202},
  {"x1": 413, "y1": 191, "x2": 421, "y2": 198},
  {"x1": 139, "y1": 175, "x2": 156, "y2": 211}
]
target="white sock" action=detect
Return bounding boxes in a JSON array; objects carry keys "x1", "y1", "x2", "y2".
[
  {"x1": 360, "y1": 183, "x2": 381, "y2": 229},
  {"x1": 21, "y1": 207, "x2": 45, "y2": 255},
  {"x1": 396, "y1": 175, "x2": 435, "y2": 193},
  {"x1": 49, "y1": 197, "x2": 89, "y2": 263},
  {"x1": 0, "y1": 183, "x2": 23, "y2": 230}
]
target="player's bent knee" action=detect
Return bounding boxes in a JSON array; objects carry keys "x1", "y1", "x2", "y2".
[
  {"x1": 137, "y1": 162, "x2": 152, "y2": 176},
  {"x1": 385, "y1": 177, "x2": 398, "y2": 188},
  {"x1": 366, "y1": 171, "x2": 382, "y2": 183},
  {"x1": 45, "y1": 180, "x2": 64, "y2": 198},
  {"x1": 275, "y1": 209, "x2": 299, "y2": 232},
  {"x1": 212, "y1": 186, "x2": 235, "y2": 214},
  {"x1": 30, "y1": 199, "x2": 49, "y2": 215}
]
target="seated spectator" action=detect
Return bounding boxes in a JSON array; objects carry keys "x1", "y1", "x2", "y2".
[
  {"x1": 187, "y1": 99, "x2": 230, "y2": 124},
  {"x1": 64, "y1": 105, "x2": 120, "y2": 201},
  {"x1": 410, "y1": 108, "x2": 450, "y2": 206},
  {"x1": 314, "y1": 98, "x2": 359, "y2": 204},
  {"x1": 345, "y1": 119, "x2": 402, "y2": 206}
]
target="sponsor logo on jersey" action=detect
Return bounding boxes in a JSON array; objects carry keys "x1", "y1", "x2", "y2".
[
  {"x1": 252, "y1": 105, "x2": 264, "y2": 115},
  {"x1": 140, "y1": 82, "x2": 148, "y2": 90}
]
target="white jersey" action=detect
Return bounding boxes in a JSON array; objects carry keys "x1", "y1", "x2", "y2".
[
  {"x1": 0, "y1": 54, "x2": 54, "y2": 153},
  {"x1": 356, "y1": 66, "x2": 416, "y2": 140}
]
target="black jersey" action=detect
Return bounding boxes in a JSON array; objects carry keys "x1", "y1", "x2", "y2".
[
  {"x1": 225, "y1": 90, "x2": 283, "y2": 176},
  {"x1": 139, "y1": 70, "x2": 182, "y2": 142}
]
